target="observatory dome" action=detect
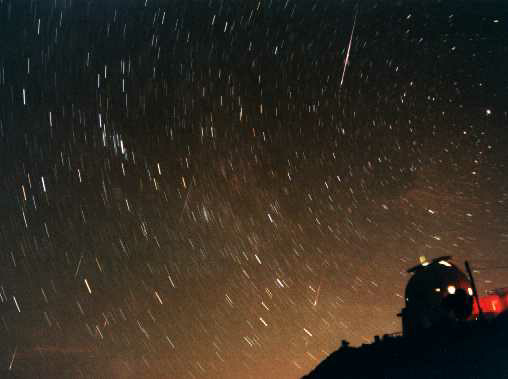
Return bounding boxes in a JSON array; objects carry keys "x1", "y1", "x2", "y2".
[{"x1": 400, "y1": 256, "x2": 474, "y2": 335}]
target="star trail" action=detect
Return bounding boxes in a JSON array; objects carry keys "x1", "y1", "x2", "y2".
[{"x1": 0, "y1": 1, "x2": 507, "y2": 378}]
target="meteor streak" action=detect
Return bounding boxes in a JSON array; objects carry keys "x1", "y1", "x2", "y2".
[{"x1": 340, "y1": 7, "x2": 359, "y2": 88}]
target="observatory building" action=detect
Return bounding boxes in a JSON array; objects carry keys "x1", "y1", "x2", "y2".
[
  {"x1": 303, "y1": 256, "x2": 508, "y2": 378},
  {"x1": 399, "y1": 256, "x2": 474, "y2": 336}
]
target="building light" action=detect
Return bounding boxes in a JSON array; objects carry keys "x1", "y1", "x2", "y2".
[
  {"x1": 447, "y1": 285, "x2": 456, "y2": 295},
  {"x1": 468, "y1": 288, "x2": 473, "y2": 296},
  {"x1": 435, "y1": 288, "x2": 441, "y2": 292}
]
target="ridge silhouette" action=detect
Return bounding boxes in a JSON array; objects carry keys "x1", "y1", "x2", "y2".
[{"x1": 303, "y1": 257, "x2": 508, "y2": 378}]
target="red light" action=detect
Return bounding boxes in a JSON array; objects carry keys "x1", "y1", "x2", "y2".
[{"x1": 473, "y1": 294, "x2": 506, "y2": 316}]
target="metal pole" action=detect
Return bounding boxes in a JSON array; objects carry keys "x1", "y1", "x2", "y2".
[{"x1": 465, "y1": 261, "x2": 483, "y2": 320}]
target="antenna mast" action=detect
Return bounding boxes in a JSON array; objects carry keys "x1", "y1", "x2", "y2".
[{"x1": 465, "y1": 260, "x2": 484, "y2": 320}]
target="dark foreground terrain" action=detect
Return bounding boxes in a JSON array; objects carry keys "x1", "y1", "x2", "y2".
[{"x1": 304, "y1": 314, "x2": 508, "y2": 379}]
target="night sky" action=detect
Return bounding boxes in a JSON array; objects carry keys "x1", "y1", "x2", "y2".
[{"x1": 1, "y1": 0, "x2": 508, "y2": 378}]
